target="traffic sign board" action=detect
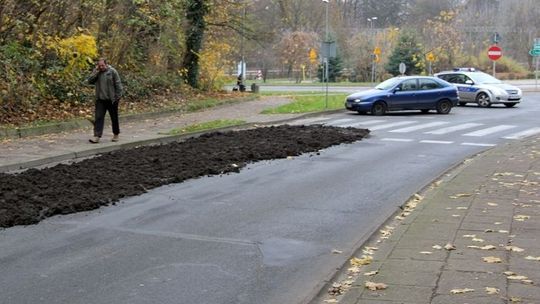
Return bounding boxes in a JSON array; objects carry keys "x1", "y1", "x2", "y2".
[
  {"x1": 488, "y1": 45, "x2": 502, "y2": 61},
  {"x1": 426, "y1": 52, "x2": 435, "y2": 62},
  {"x1": 530, "y1": 49, "x2": 540, "y2": 57},
  {"x1": 373, "y1": 47, "x2": 381, "y2": 55}
]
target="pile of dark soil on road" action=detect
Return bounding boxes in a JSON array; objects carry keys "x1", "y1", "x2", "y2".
[{"x1": 0, "y1": 125, "x2": 369, "y2": 228}]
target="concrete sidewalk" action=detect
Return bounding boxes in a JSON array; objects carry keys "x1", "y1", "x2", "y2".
[
  {"x1": 0, "y1": 96, "x2": 311, "y2": 172},
  {"x1": 315, "y1": 137, "x2": 540, "y2": 304}
]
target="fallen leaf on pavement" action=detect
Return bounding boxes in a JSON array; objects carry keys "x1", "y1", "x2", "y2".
[
  {"x1": 450, "y1": 288, "x2": 474, "y2": 294},
  {"x1": 484, "y1": 229, "x2": 494, "y2": 233},
  {"x1": 522, "y1": 279, "x2": 534, "y2": 284},
  {"x1": 364, "y1": 271, "x2": 378, "y2": 276},
  {"x1": 348, "y1": 266, "x2": 361, "y2": 274},
  {"x1": 332, "y1": 249, "x2": 343, "y2": 254},
  {"x1": 432, "y1": 245, "x2": 443, "y2": 250},
  {"x1": 467, "y1": 245, "x2": 497, "y2": 250},
  {"x1": 444, "y1": 243, "x2": 456, "y2": 251},
  {"x1": 507, "y1": 275, "x2": 528, "y2": 280},
  {"x1": 514, "y1": 215, "x2": 530, "y2": 221},
  {"x1": 525, "y1": 256, "x2": 540, "y2": 261},
  {"x1": 472, "y1": 238, "x2": 485, "y2": 242},
  {"x1": 452, "y1": 214, "x2": 461, "y2": 217},
  {"x1": 455, "y1": 193, "x2": 473, "y2": 197},
  {"x1": 487, "y1": 202, "x2": 498, "y2": 206},
  {"x1": 365, "y1": 281, "x2": 388, "y2": 291},
  {"x1": 509, "y1": 297, "x2": 522, "y2": 302},
  {"x1": 350, "y1": 255, "x2": 372, "y2": 266},
  {"x1": 323, "y1": 299, "x2": 338, "y2": 303},
  {"x1": 505, "y1": 246, "x2": 524, "y2": 252},
  {"x1": 498, "y1": 230, "x2": 509, "y2": 233},
  {"x1": 420, "y1": 251, "x2": 433, "y2": 255},
  {"x1": 456, "y1": 207, "x2": 468, "y2": 210},
  {"x1": 485, "y1": 287, "x2": 500, "y2": 295},
  {"x1": 463, "y1": 234, "x2": 476, "y2": 238},
  {"x1": 483, "y1": 256, "x2": 502, "y2": 263}
]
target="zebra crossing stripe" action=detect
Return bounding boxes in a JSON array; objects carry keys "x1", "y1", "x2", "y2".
[
  {"x1": 461, "y1": 142, "x2": 496, "y2": 147},
  {"x1": 369, "y1": 121, "x2": 418, "y2": 131},
  {"x1": 463, "y1": 125, "x2": 517, "y2": 137},
  {"x1": 502, "y1": 127, "x2": 540, "y2": 139},
  {"x1": 381, "y1": 138, "x2": 414, "y2": 142},
  {"x1": 340, "y1": 120, "x2": 387, "y2": 128},
  {"x1": 424, "y1": 123, "x2": 484, "y2": 135},
  {"x1": 419, "y1": 140, "x2": 453, "y2": 144},
  {"x1": 327, "y1": 118, "x2": 356, "y2": 125},
  {"x1": 389, "y1": 121, "x2": 449, "y2": 133}
]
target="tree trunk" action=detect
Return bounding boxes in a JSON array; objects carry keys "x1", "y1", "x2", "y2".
[{"x1": 182, "y1": 0, "x2": 208, "y2": 89}]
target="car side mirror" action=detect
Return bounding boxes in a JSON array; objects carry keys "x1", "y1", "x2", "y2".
[
  {"x1": 465, "y1": 80, "x2": 473, "y2": 85},
  {"x1": 393, "y1": 87, "x2": 401, "y2": 93}
]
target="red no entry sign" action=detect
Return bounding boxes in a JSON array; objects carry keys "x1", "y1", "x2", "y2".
[{"x1": 488, "y1": 45, "x2": 502, "y2": 61}]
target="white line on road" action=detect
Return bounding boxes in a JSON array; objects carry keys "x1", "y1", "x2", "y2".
[
  {"x1": 461, "y1": 142, "x2": 496, "y2": 147},
  {"x1": 341, "y1": 120, "x2": 387, "y2": 128},
  {"x1": 424, "y1": 123, "x2": 484, "y2": 135},
  {"x1": 419, "y1": 140, "x2": 454, "y2": 144},
  {"x1": 502, "y1": 127, "x2": 540, "y2": 139},
  {"x1": 327, "y1": 118, "x2": 356, "y2": 125},
  {"x1": 381, "y1": 138, "x2": 415, "y2": 142},
  {"x1": 389, "y1": 121, "x2": 449, "y2": 133},
  {"x1": 463, "y1": 125, "x2": 517, "y2": 137},
  {"x1": 369, "y1": 121, "x2": 418, "y2": 131}
]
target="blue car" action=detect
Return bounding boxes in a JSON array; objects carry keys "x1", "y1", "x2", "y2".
[{"x1": 345, "y1": 76, "x2": 459, "y2": 115}]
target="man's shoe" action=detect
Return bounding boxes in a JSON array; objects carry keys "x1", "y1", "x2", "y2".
[
  {"x1": 111, "y1": 135, "x2": 119, "y2": 142},
  {"x1": 89, "y1": 137, "x2": 100, "y2": 144}
]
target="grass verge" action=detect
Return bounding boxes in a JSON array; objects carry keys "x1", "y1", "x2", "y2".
[
  {"x1": 161, "y1": 119, "x2": 247, "y2": 135},
  {"x1": 261, "y1": 94, "x2": 348, "y2": 114}
]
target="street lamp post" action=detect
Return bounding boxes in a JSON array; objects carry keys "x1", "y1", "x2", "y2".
[
  {"x1": 369, "y1": 17, "x2": 377, "y2": 85},
  {"x1": 322, "y1": 0, "x2": 329, "y2": 108}
]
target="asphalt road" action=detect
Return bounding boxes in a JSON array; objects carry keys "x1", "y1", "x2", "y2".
[{"x1": 1, "y1": 93, "x2": 540, "y2": 304}]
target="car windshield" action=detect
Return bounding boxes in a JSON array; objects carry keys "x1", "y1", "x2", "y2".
[
  {"x1": 468, "y1": 72, "x2": 502, "y2": 84},
  {"x1": 375, "y1": 78, "x2": 400, "y2": 90}
]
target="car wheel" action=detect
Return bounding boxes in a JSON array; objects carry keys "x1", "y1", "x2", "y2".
[
  {"x1": 459, "y1": 102, "x2": 467, "y2": 106},
  {"x1": 371, "y1": 102, "x2": 386, "y2": 116},
  {"x1": 504, "y1": 103, "x2": 517, "y2": 108},
  {"x1": 421, "y1": 109, "x2": 430, "y2": 114},
  {"x1": 436, "y1": 99, "x2": 452, "y2": 114},
  {"x1": 476, "y1": 93, "x2": 491, "y2": 107}
]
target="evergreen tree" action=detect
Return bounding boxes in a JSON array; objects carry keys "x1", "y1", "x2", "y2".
[
  {"x1": 318, "y1": 56, "x2": 343, "y2": 82},
  {"x1": 385, "y1": 31, "x2": 425, "y2": 76}
]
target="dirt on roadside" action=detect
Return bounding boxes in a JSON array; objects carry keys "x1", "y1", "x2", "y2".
[{"x1": 0, "y1": 125, "x2": 369, "y2": 228}]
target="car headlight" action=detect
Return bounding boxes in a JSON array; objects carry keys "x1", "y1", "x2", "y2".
[{"x1": 353, "y1": 98, "x2": 361, "y2": 103}]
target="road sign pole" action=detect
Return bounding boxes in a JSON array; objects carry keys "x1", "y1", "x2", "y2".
[
  {"x1": 534, "y1": 56, "x2": 540, "y2": 91},
  {"x1": 493, "y1": 61, "x2": 496, "y2": 78}
]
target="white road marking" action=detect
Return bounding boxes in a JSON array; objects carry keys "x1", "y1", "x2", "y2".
[
  {"x1": 424, "y1": 123, "x2": 484, "y2": 135},
  {"x1": 419, "y1": 140, "x2": 454, "y2": 144},
  {"x1": 381, "y1": 138, "x2": 414, "y2": 142},
  {"x1": 369, "y1": 121, "x2": 418, "y2": 131},
  {"x1": 502, "y1": 127, "x2": 540, "y2": 139},
  {"x1": 327, "y1": 118, "x2": 356, "y2": 125},
  {"x1": 290, "y1": 117, "x2": 331, "y2": 125},
  {"x1": 461, "y1": 142, "x2": 496, "y2": 147},
  {"x1": 463, "y1": 125, "x2": 517, "y2": 137},
  {"x1": 341, "y1": 120, "x2": 387, "y2": 128},
  {"x1": 389, "y1": 121, "x2": 449, "y2": 133}
]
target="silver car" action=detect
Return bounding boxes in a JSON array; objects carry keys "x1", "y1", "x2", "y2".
[{"x1": 435, "y1": 68, "x2": 522, "y2": 107}]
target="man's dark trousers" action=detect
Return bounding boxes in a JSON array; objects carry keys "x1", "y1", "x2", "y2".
[{"x1": 94, "y1": 99, "x2": 119, "y2": 137}]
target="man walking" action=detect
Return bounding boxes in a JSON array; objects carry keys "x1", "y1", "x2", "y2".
[{"x1": 87, "y1": 58, "x2": 123, "y2": 143}]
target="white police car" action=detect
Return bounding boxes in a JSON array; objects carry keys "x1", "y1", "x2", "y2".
[{"x1": 435, "y1": 68, "x2": 522, "y2": 107}]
